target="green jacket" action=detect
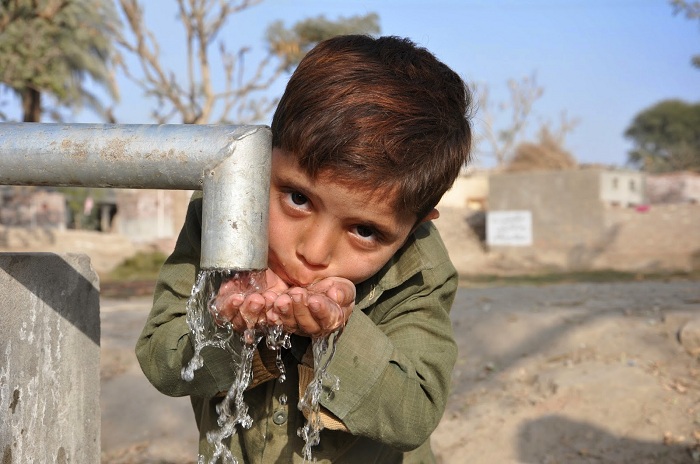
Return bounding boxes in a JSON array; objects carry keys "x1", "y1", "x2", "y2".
[{"x1": 136, "y1": 193, "x2": 458, "y2": 463}]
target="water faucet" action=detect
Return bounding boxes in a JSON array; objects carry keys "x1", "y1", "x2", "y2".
[{"x1": 0, "y1": 123, "x2": 271, "y2": 271}]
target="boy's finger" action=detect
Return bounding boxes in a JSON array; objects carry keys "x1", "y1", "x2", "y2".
[
  {"x1": 308, "y1": 294, "x2": 343, "y2": 331},
  {"x1": 244, "y1": 293, "x2": 266, "y2": 309},
  {"x1": 240, "y1": 294, "x2": 265, "y2": 328},
  {"x1": 211, "y1": 292, "x2": 243, "y2": 322},
  {"x1": 294, "y1": 309, "x2": 322, "y2": 337},
  {"x1": 273, "y1": 294, "x2": 297, "y2": 331},
  {"x1": 231, "y1": 313, "x2": 247, "y2": 333},
  {"x1": 262, "y1": 290, "x2": 279, "y2": 307},
  {"x1": 289, "y1": 291, "x2": 323, "y2": 336}
]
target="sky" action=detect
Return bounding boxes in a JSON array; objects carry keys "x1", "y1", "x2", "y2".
[{"x1": 6, "y1": 0, "x2": 699, "y2": 169}]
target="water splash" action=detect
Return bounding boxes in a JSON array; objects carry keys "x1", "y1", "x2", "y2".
[
  {"x1": 265, "y1": 323, "x2": 291, "y2": 382},
  {"x1": 181, "y1": 270, "x2": 266, "y2": 383},
  {"x1": 204, "y1": 327, "x2": 260, "y2": 464},
  {"x1": 297, "y1": 334, "x2": 342, "y2": 463},
  {"x1": 183, "y1": 270, "x2": 267, "y2": 464},
  {"x1": 182, "y1": 269, "x2": 342, "y2": 464}
]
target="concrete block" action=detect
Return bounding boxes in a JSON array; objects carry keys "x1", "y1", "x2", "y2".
[{"x1": 0, "y1": 253, "x2": 100, "y2": 463}]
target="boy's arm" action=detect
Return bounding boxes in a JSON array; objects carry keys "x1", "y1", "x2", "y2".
[
  {"x1": 319, "y1": 259, "x2": 458, "y2": 452},
  {"x1": 135, "y1": 193, "x2": 242, "y2": 398}
]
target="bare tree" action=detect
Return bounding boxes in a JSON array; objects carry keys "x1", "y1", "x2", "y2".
[
  {"x1": 115, "y1": 0, "x2": 379, "y2": 124},
  {"x1": 474, "y1": 74, "x2": 580, "y2": 170},
  {"x1": 474, "y1": 74, "x2": 543, "y2": 168},
  {"x1": 505, "y1": 126, "x2": 578, "y2": 173},
  {"x1": 538, "y1": 110, "x2": 580, "y2": 149}
]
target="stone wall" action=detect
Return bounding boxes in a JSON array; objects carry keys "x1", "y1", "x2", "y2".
[
  {"x1": 646, "y1": 172, "x2": 700, "y2": 204},
  {"x1": 0, "y1": 187, "x2": 66, "y2": 229},
  {"x1": 439, "y1": 173, "x2": 489, "y2": 210}
]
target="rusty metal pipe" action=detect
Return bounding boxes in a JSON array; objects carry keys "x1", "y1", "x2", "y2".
[{"x1": 0, "y1": 123, "x2": 271, "y2": 271}]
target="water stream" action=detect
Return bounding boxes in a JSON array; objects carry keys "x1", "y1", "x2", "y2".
[
  {"x1": 298, "y1": 335, "x2": 341, "y2": 462},
  {"x1": 182, "y1": 269, "x2": 342, "y2": 464}
]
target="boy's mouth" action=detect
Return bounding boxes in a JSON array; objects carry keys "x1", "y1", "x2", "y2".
[
  {"x1": 281, "y1": 273, "x2": 305, "y2": 288},
  {"x1": 268, "y1": 253, "x2": 328, "y2": 288},
  {"x1": 268, "y1": 260, "x2": 308, "y2": 288}
]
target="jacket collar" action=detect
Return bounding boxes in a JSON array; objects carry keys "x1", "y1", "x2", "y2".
[{"x1": 355, "y1": 221, "x2": 440, "y2": 311}]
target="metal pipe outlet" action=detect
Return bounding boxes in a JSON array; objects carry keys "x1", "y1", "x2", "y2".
[{"x1": 0, "y1": 123, "x2": 271, "y2": 271}]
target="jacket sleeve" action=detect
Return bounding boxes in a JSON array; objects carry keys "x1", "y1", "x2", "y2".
[
  {"x1": 135, "y1": 193, "x2": 240, "y2": 398},
  {"x1": 319, "y1": 234, "x2": 459, "y2": 451}
]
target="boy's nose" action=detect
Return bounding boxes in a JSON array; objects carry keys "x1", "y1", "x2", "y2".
[{"x1": 297, "y1": 221, "x2": 334, "y2": 268}]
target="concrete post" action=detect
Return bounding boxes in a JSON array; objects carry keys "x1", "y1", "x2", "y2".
[{"x1": 0, "y1": 253, "x2": 100, "y2": 463}]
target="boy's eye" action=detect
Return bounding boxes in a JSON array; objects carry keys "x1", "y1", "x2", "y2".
[
  {"x1": 290, "y1": 192, "x2": 308, "y2": 206},
  {"x1": 355, "y1": 225, "x2": 375, "y2": 239}
]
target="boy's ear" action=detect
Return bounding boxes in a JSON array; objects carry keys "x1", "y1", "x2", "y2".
[
  {"x1": 406, "y1": 209, "x2": 440, "y2": 242},
  {"x1": 420, "y1": 208, "x2": 440, "y2": 224}
]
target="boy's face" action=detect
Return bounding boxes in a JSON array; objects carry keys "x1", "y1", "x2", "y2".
[{"x1": 268, "y1": 148, "x2": 417, "y2": 286}]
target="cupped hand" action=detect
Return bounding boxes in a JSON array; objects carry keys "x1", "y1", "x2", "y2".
[
  {"x1": 267, "y1": 277, "x2": 355, "y2": 338},
  {"x1": 211, "y1": 269, "x2": 289, "y2": 333},
  {"x1": 211, "y1": 272, "x2": 355, "y2": 339}
]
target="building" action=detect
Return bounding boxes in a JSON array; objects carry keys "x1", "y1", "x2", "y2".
[
  {"x1": 0, "y1": 187, "x2": 66, "y2": 229},
  {"x1": 113, "y1": 189, "x2": 192, "y2": 246},
  {"x1": 487, "y1": 168, "x2": 646, "y2": 250}
]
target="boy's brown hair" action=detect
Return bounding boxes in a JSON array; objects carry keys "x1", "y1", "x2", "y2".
[{"x1": 271, "y1": 35, "x2": 473, "y2": 221}]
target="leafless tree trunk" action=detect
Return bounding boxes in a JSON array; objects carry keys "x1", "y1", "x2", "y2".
[
  {"x1": 21, "y1": 87, "x2": 41, "y2": 122},
  {"x1": 475, "y1": 74, "x2": 543, "y2": 169},
  {"x1": 115, "y1": 0, "x2": 288, "y2": 124}
]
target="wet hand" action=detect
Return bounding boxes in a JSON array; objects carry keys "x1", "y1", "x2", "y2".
[
  {"x1": 267, "y1": 277, "x2": 355, "y2": 338},
  {"x1": 212, "y1": 269, "x2": 289, "y2": 333}
]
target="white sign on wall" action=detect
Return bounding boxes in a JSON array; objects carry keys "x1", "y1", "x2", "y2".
[{"x1": 486, "y1": 210, "x2": 533, "y2": 246}]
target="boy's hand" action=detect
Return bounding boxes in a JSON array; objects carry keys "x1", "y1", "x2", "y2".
[
  {"x1": 212, "y1": 272, "x2": 354, "y2": 338},
  {"x1": 267, "y1": 277, "x2": 355, "y2": 338},
  {"x1": 212, "y1": 269, "x2": 289, "y2": 333}
]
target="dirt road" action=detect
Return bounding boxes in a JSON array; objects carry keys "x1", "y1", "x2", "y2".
[{"x1": 101, "y1": 279, "x2": 700, "y2": 463}]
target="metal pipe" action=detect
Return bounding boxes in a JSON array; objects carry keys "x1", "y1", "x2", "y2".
[{"x1": 0, "y1": 123, "x2": 271, "y2": 271}]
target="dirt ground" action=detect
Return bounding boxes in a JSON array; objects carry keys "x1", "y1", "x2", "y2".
[
  {"x1": 435, "y1": 280, "x2": 700, "y2": 464},
  {"x1": 100, "y1": 278, "x2": 700, "y2": 464}
]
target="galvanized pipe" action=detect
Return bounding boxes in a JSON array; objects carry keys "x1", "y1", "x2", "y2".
[{"x1": 0, "y1": 123, "x2": 271, "y2": 271}]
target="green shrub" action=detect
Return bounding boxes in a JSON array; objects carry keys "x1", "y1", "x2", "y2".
[{"x1": 108, "y1": 250, "x2": 167, "y2": 281}]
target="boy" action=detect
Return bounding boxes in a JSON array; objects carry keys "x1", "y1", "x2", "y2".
[{"x1": 136, "y1": 34, "x2": 473, "y2": 463}]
